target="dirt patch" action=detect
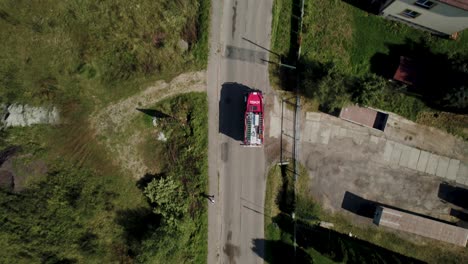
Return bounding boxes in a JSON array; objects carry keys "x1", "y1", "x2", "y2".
[
  {"x1": 90, "y1": 71, "x2": 206, "y2": 179},
  {"x1": 0, "y1": 154, "x2": 48, "y2": 192}
]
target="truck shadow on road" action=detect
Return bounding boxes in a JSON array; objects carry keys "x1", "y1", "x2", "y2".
[{"x1": 219, "y1": 82, "x2": 253, "y2": 141}]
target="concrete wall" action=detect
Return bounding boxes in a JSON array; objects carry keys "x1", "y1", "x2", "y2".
[{"x1": 381, "y1": 0, "x2": 468, "y2": 35}]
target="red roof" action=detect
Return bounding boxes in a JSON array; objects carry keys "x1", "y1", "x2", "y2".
[
  {"x1": 439, "y1": 0, "x2": 468, "y2": 11},
  {"x1": 393, "y1": 56, "x2": 419, "y2": 86}
]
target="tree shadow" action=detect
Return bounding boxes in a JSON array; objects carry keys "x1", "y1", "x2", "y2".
[
  {"x1": 276, "y1": 165, "x2": 296, "y2": 215},
  {"x1": 136, "y1": 173, "x2": 165, "y2": 191},
  {"x1": 341, "y1": 0, "x2": 389, "y2": 15},
  {"x1": 252, "y1": 238, "x2": 312, "y2": 264},
  {"x1": 295, "y1": 221, "x2": 424, "y2": 264},
  {"x1": 369, "y1": 38, "x2": 468, "y2": 113},
  {"x1": 265, "y1": 211, "x2": 423, "y2": 263},
  {"x1": 115, "y1": 207, "x2": 161, "y2": 256},
  {"x1": 438, "y1": 182, "x2": 468, "y2": 209},
  {"x1": 136, "y1": 108, "x2": 172, "y2": 119},
  {"x1": 219, "y1": 82, "x2": 253, "y2": 141}
]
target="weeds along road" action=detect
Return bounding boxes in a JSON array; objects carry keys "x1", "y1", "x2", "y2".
[{"x1": 207, "y1": 0, "x2": 273, "y2": 263}]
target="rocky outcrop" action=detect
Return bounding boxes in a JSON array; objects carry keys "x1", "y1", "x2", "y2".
[{"x1": 0, "y1": 104, "x2": 59, "y2": 128}]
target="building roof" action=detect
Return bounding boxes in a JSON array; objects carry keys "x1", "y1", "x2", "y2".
[
  {"x1": 439, "y1": 0, "x2": 468, "y2": 11},
  {"x1": 374, "y1": 206, "x2": 468, "y2": 247},
  {"x1": 339, "y1": 105, "x2": 388, "y2": 131},
  {"x1": 393, "y1": 56, "x2": 420, "y2": 86}
]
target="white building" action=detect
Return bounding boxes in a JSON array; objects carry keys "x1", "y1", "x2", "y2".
[{"x1": 378, "y1": 0, "x2": 468, "y2": 36}]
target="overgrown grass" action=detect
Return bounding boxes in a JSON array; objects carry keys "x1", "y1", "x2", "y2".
[
  {"x1": 1, "y1": 1, "x2": 210, "y2": 262},
  {"x1": 131, "y1": 92, "x2": 209, "y2": 263},
  {"x1": 0, "y1": 0, "x2": 209, "y2": 107},
  {"x1": 417, "y1": 111, "x2": 468, "y2": 140},
  {"x1": 0, "y1": 93, "x2": 208, "y2": 262},
  {"x1": 302, "y1": 0, "x2": 468, "y2": 76},
  {"x1": 0, "y1": 129, "x2": 148, "y2": 262}
]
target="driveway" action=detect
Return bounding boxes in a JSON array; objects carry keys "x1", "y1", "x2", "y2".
[{"x1": 207, "y1": 0, "x2": 274, "y2": 263}]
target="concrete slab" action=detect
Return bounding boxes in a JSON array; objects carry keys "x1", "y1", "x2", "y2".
[
  {"x1": 408, "y1": 148, "x2": 421, "y2": 170},
  {"x1": 417, "y1": 151, "x2": 430, "y2": 172},
  {"x1": 339, "y1": 128, "x2": 347, "y2": 138},
  {"x1": 446, "y1": 159, "x2": 460, "y2": 181},
  {"x1": 399, "y1": 145, "x2": 412, "y2": 168},
  {"x1": 348, "y1": 130, "x2": 368, "y2": 145},
  {"x1": 425, "y1": 153, "x2": 439, "y2": 175},
  {"x1": 306, "y1": 112, "x2": 321, "y2": 122},
  {"x1": 269, "y1": 115, "x2": 281, "y2": 139},
  {"x1": 382, "y1": 141, "x2": 394, "y2": 162},
  {"x1": 370, "y1": 135, "x2": 379, "y2": 144},
  {"x1": 390, "y1": 143, "x2": 403, "y2": 166},
  {"x1": 435, "y1": 156, "x2": 450, "y2": 178},
  {"x1": 457, "y1": 162, "x2": 468, "y2": 185},
  {"x1": 319, "y1": 125, "x2": 331, "y2": 145},
  {"x1": 330, "y1": 125, "x2": 340, "y2": 139},
  {"x1": 304, "y1": 122, "x2": 320, "y2": 143}
]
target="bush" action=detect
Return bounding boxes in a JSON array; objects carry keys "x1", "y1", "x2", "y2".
[
  {"x1": 352, "y1": 74, "x2": 387, "y2": 106},
  {"x1": 144, "y1": 176, "x2": 187, "y2": 228}
]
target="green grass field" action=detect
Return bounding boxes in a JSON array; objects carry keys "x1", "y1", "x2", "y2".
[
  {"x1": 0, "y1": 0, "x2": 209, "y2": 106},
  {"x1": 0, "y1": 0, "x2": 210, "y2": 262},
  {"x1": 302, "y1": 0, "x2": 468, "y2": 76}
]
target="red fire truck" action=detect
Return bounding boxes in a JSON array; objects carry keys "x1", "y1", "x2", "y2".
[{"x1": 244, "y1": 91, "x2": 264, "y2": 146}]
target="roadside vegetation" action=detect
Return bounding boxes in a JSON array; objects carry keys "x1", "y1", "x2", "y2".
[
  {"x1": 128, "y1": 93, "x2": 208, "y2": 263},
  {"x1": 0, "y1": 93, "x2": 208, "y2": 262},
  {"x1": 0, "y1": 0, "x2": 210, "y2": 262},
  {"x1": 264, "y1": 164, "x2": 468, "y2": 263},
  {"x1": 270, "y1": 0, "x2": 468, "y2": 139}
]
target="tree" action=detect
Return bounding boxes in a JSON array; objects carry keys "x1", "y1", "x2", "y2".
[
  {"x1": 314, "y1": 71, "x2": 351, "y2": 112},
  {"x1": 442, "y1": 86, "x2": 467, "y2": 110},
  {"x1": 144, "y1": 176, "x2": 187, "y2": 228},
  {"x1": 353, "y1": 74, "x2": 387, "y2": 106}
]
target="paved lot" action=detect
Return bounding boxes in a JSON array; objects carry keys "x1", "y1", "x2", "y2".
[
  {"x1": 293, "y1": 111, "x2": 468, "y2": 227},
  {"x1": 302, "y1": 112, "x2": 468, "y2": 185}
]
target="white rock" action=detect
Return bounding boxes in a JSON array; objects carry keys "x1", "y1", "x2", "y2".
[
  {"x1": 157, "y1": 132, "x2": 167, "y2": 142},
  {"x1": 4, "y1": 104, "x2": 59, "y2": 127}
]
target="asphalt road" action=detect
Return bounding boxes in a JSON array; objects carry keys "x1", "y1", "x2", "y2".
[{"x1": 207, "y1": 0, "x2": 273, "y2": 263}]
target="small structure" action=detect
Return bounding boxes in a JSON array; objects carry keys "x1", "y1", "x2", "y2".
[
  {"x1": 393, "y1": 56, "x2": 421, "y2": 86},
  {"x1": 339, "y1": 105, "x2": 389, "y2": 131},
  {"x1": 377, "y1": 0, "x2": 468, "y2": 37},
  {"x1": 374, "y1": 206, "x2": 468, "y2": 247}
]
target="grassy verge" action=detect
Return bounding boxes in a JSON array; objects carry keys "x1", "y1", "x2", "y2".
[
  {"x1": 129, "y1": 92, "x2": 209, "y2": 263},
  {"x1": 265, "y1": 163, "x2": 468, "y2": 263}
]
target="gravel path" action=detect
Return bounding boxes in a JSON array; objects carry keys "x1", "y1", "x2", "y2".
[{"x1": 90, "y1": 71, "x2": 206, "y2": 178}]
